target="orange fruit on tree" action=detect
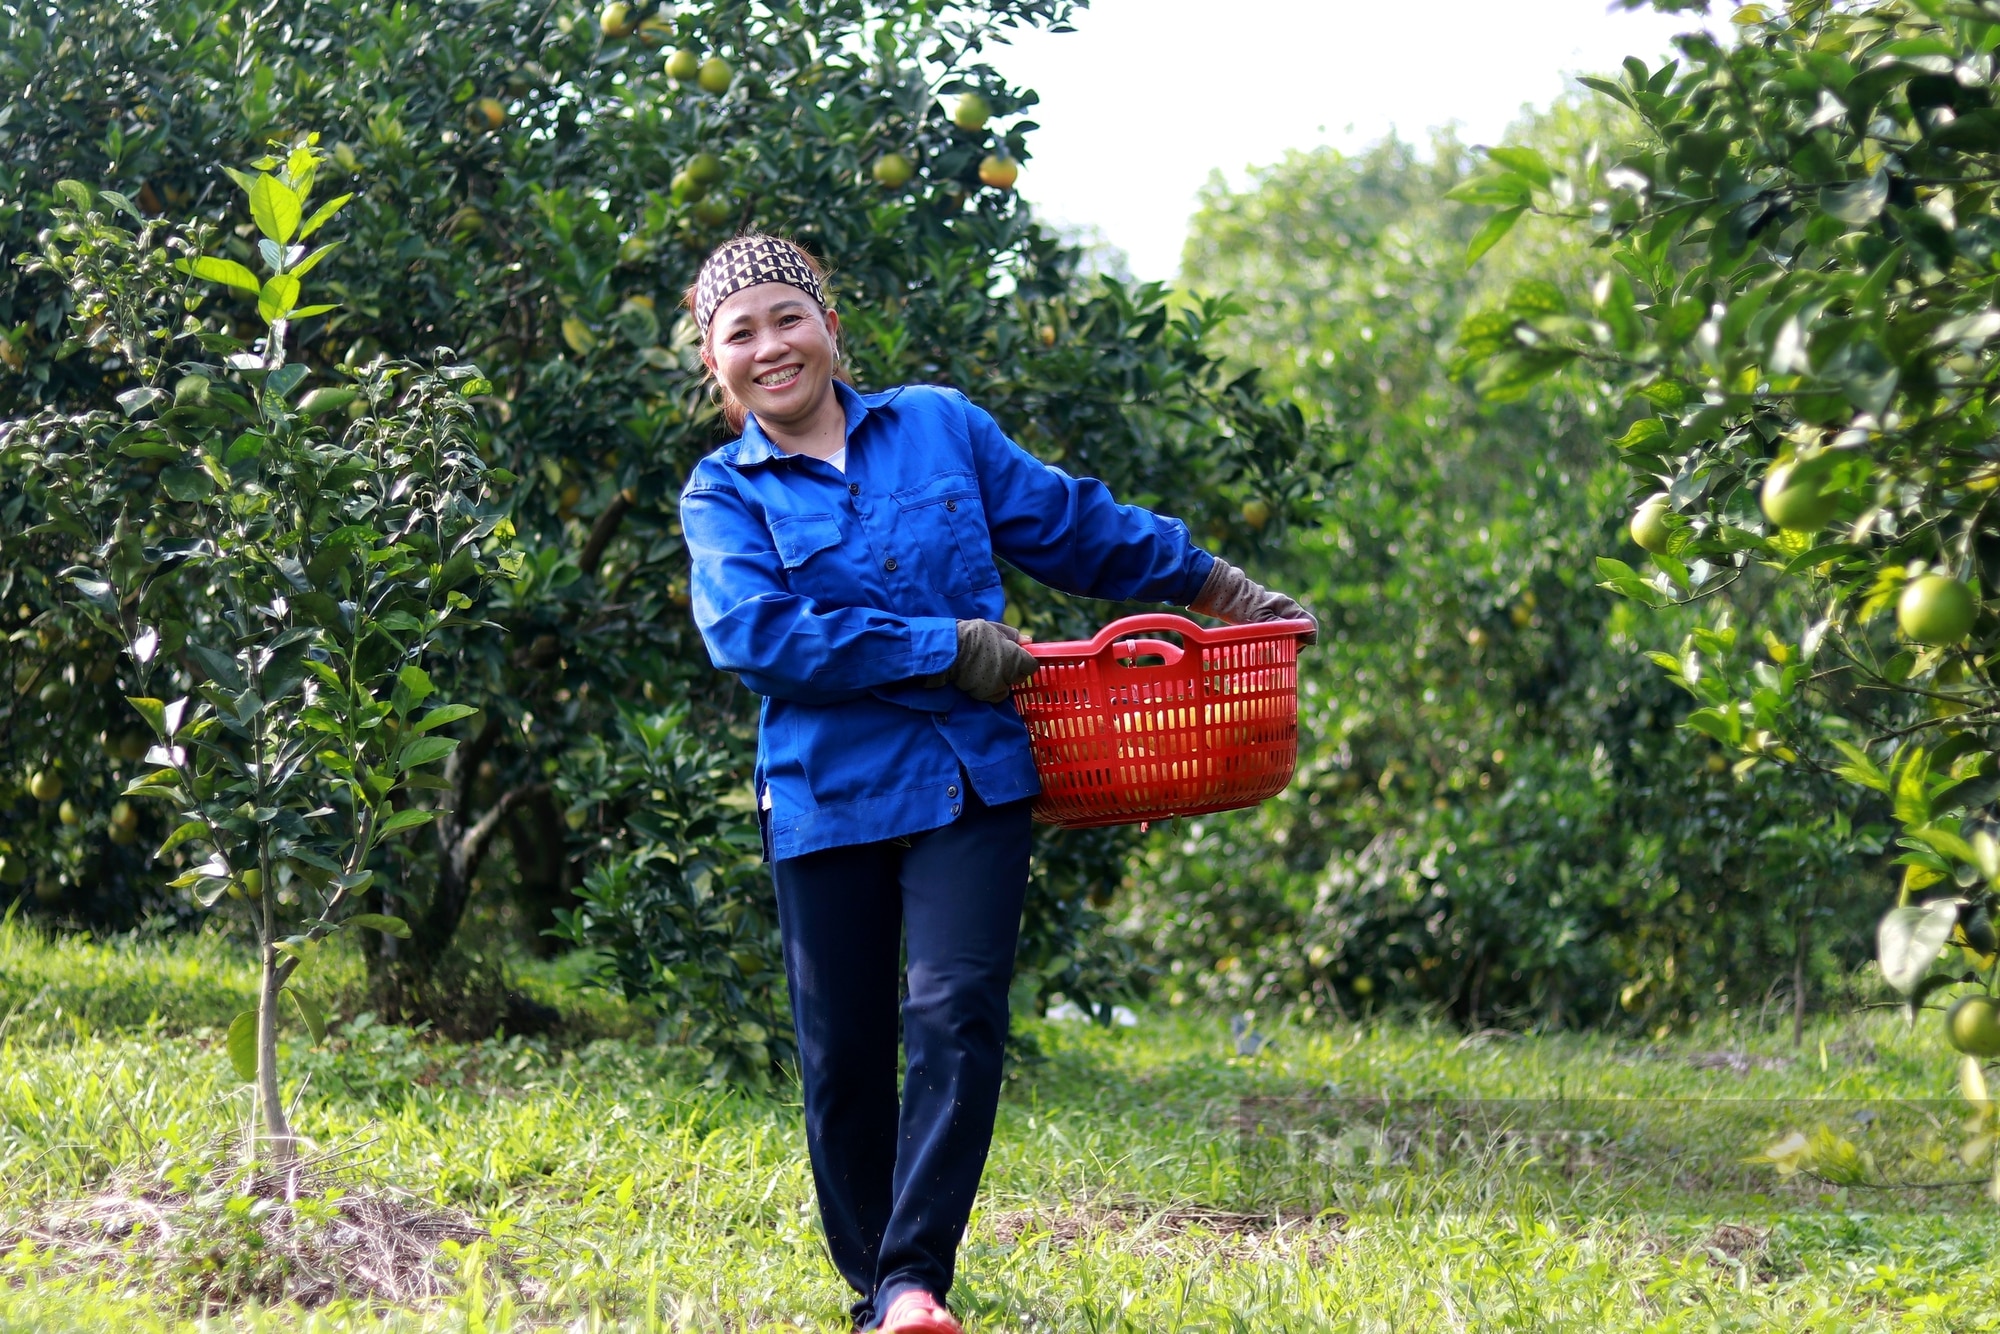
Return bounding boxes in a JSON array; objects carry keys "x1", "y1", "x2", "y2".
[
  {"x1": 666, "y1": 48, "x2": 701, "y2": 82},
  {"x1": 978, "y1": 154, "x2": 1018, "y2": 190},
  {"x1": 952, "y1": 92, "x2": 991, "y2": 132},
  {"x1": 697, "y1": 56, "x2": 734, "y2": 94}
]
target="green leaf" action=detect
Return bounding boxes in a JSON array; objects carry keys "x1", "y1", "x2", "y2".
[
  {"x1": 249, "y1": 173, "x2": 303, "y2": 243},
  {"x1": 1485, "y1": 146, "x2": 1553, "y2": 188},
  {"x1": 258, "y1": 273, "x2": 300, "y2": 324},
  {"x1": 175, "y1": 256, "x2": 262, "y2": 294},
  {"x1": 155, "y1": 820, "x2": 210, "y2": 858},
  {"x1": 297, "y1": 192, "x2": 353, "y2": 241},
  {"x1": 284, "y1": 988, "x2": 328, "y2": 1042},
  {"x1": 226, "y1": 1010, "x2": 259, "y2": 1081},
  {"x1": 395, "y1": 735, "x2": 458, "y2": 771},
  {"x1": 1877, "y1": 901, "x2": 1960, "y2": 995},
  {"x1": 345, "y1": 912, "x2": 411, "y2": 938},
  {"x1": 1445, "y1": 174, "x2": 1533, "y2": 207},
  {"x1": 160, "y1": 465, "x2": 215, "y2": 502},
  {"x1": 1613, "y1": 418, "x2": 1667, "y2": 451},
  {"x1": 391, "y1": 664, "x2": 435, "y2": 716},
  {"x1": 1594, "y1": 555, "x2": 1669, "y2": 608},
  {"x1": 1465, "y1": 206, "x2": 1525, "y2": 267},
  {"x1": 1820, "y1": 168, "x2": 1888, "y2": 225},
  {"x1": 297, "y1": 386, "x2": 358, "y2": 416},
  {"x1": 1831, "y1": 740, "x2": 1889, "y2": 793},
  {"x1": 127, "y1": 696, "x2": 167, "y2": 737},
  {"x1": 376, "y1": 807, "x2": 437, "y2": 836},
  {"x1": 415, "y1": 704, "x2": 479, "y2": 734}
]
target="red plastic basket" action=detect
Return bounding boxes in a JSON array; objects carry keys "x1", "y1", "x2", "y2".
[{"x1": 1010, "y1": 614, "x2": 1314, "y2": 829}]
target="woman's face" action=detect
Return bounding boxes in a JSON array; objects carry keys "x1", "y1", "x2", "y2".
[{"x1": 703, "y1": 281, "x2": 842, "y2": 431}]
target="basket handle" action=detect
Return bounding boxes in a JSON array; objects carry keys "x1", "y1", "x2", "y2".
[
  {"x1": 1021, "y1": 613, "x2": 1317, "y2": 662},
  {"x1": 1109, "y1": 637, "x2": 1185, "y2": 668}
]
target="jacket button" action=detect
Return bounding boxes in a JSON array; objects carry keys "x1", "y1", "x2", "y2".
[
  {"x1": 947, "y1": 785, "x2": 958, "y2": 798},
  {"x1": 849, "y1": 482, "x2": 860, "y2": 495},
  {"x1": 950, "y1": 803, "x2": 962, "y2": 817},
  {"x1": 945, "y1": 498, "x2": 957, "y2": 512},
  {"x1": 884, "y1": 557, "x2": 898, "y2": 572}
]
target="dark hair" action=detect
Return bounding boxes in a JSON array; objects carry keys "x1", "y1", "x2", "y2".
[{"x1": 683, "y1": 233, "x2": 849, "y2": 434}]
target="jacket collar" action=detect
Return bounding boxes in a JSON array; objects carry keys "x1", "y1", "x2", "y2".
[{"x1": 724, "y1": 380, "x2": 894, "y2": 469}]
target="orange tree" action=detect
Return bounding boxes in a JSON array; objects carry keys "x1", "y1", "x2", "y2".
[
  {"x1": 1450, "y1": 0, "x2": 2000, "y2": 1170},
  {"x1": 1136, "y1": 124, "x2": 1881, "y2": 1034},
  {"x1": 0, "y1": 0, "x2": 1317, "y2": 1071}
]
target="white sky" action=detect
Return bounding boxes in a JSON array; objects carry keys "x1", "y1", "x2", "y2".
[{"x1": 984, "y1": 0, "x2": 1719, "y2": 280}]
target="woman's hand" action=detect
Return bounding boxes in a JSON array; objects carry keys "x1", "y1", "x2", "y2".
[
  {"x1": 947, "y1": 620, "x2": 1039, "y2": 702},
  {"x1": 1190, "y1": 559, "x2": 1319, "y2": 646}
]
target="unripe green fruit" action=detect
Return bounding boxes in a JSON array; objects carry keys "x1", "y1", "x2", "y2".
[
  {"x1": 952, "y1": 92, "x2": 991, "y2": 132},
  {"x1": 687, "y1": 152, "x2": 726, "y2": 185},
  {"x1": 1760, "y1": 458, "x2": 1841, "y2": 533},
  {"x1": 1898, "y1": 574, "x2": 1977, "y2": 645},
  {"x1": 58, "y1": 800, "x2": 79, "y2": 826},
  {"x1": 671, "y1": 170, "x2": 706, "y2": 201},
  {"x1": 599, "y1": 2, "x2": 636, "y2": 38},
  {"x1": 240, "y1": 868, "x2": 263, "y2": 900},
  {"x1": 697, "y1": 56, "x2": 733, "y2": 94},
  {"x1": 1629, "y1": 494, "x2": 1673, "y2": 554},
  {"x1": 665, "y1": 48, "x2": 701, "y2": 82},
  {"x1": 1240, "y1": 498, "x2": 1271, "y2": 529},
  {"x1": 28, "y1": 770, "x2": 62, "y2": 802},
  {"x1": 1948, "y1": 994, "x2": 2000, "y2": 1057},
  {"x1": 692, "y1": 195, "x2": 734, "y2": 228},
  {"x1": 872, "y1": 152, "x2": 914, "y2": 188}
]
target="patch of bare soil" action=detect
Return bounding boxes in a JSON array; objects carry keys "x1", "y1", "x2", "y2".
[
  {"x1": 2, "y1": 1148, "x2": 491, "y2": 1313},
  {"x1": 982, "y1": 1201, "x2": 1346, "y2": 1264},
  {"x1": 1700, "y1": 1221, "x2": 1771, "y2": 1271}
]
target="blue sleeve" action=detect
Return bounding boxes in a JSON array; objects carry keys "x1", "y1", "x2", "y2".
[
  {"x1": 681, "y1": 476, "x2": 960, "y2": 703},
  {"x1": 960, "y1": 395, "x2": 1215, "y2": 604}
]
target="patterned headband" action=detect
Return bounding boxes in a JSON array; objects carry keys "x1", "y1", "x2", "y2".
[{"x1": 693, "y1": 235, "x2": 827, "y2": 333}]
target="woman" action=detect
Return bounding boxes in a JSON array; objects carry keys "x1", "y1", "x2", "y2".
[{"x1": 679, "y1": 234, "x2": 1312, "y2": 1333}]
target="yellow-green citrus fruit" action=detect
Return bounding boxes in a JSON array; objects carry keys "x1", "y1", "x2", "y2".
[
  {"x1": 118, "y1": 731, "x2": 151, "y2": 762},
  {"x1": 1760, "y1": 458, "x2": 1841, "y2": 532},
  {"x1": 1629, "y1": 494, "x2": 1674, "y2": 554},
  {"x1": 687, "y1": 152, "x2": 727, "y2": 185},
  {"x1": 1947, "y1": 994, "x2": 2000, "y2": 1057},
  {"x1": 471, "y1": 97, "x2": 506, "y2": 131},
  {"x1": 1351, "y1": 976, "x2": 1374, "y2": 996},
  {"x1": 110, "y1": 800, "x2": 139, "y2": 832},
  {"x1": 57, "y1": 800, "x2": 79, "y2": 826},
  {"x1": 636, "y1": 14, "x2": 673, "y2": 44},
  {"x1": 977, "y1": 154, "x2": 1019, "y2": 190},
  {"x1": 108, "y1": 820, "x2": 138, "y2": 846},
  {"x1": 28, "y1": 770, "x2": 62, "y2": 803},
  {"x1": 665, "y1": 48, "x2": 701, "y2": 81},
  {"x1": 697, "y1": 56, "x2": 733, "y2": 94},
  {"x1": 692, "y1": 195, "x2": 734, "y2": 228},
  {"x1": 1898, "y1": 574, "x2": 1978, "y2": 645},
  {"x1": 872, "y1": 152, "x2": 914, "y2": 188},
  {"x1": 670, "y1": 169, "x2": 705, "y2": 201},
  {"x1": 599, "y1": 2, "x2": 636, "y2": 37},
  {"x1": 952, "y1": 92, "x2": 991, "y2": 132},
  {"x1": 1240, "y1": 498, "x2": 1271, "y2": 529},
  {"x1": 240, "y1": 868, "x2": 263, "y2": 899}
]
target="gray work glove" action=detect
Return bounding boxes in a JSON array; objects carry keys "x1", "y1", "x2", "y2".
[
  {"x1": 946, "y1": 619, "x2": 1038, "y2": 702},
  {"x1": 1190, "y1": 558, "x2": 1319, "y2": 646}
]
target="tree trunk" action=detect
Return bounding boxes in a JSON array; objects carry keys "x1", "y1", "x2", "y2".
[
  {"x1": 256, "y1": 885, "x2": 295, "y2": 1165},
  {"x1": 1792, "y1": 896, "x2": 1813, "y2": 1049}
]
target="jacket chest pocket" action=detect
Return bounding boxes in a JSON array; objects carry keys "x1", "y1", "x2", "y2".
[
  {"x1": 768, "y1": 512, "x2": 851, "y2": 602},
  {"x1": 891, "y1": 471, "x2": 999, "y2": 597}
]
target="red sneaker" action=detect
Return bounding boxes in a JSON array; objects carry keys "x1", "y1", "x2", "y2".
[{"x1": 880, "y1": 1289, "x2": 963, "y2": 1334}]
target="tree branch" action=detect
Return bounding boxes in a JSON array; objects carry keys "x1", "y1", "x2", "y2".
[{"x1": 578, "y1": 486, "x2": 637, "y2": 579}]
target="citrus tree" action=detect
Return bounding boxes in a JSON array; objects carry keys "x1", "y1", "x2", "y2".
[
  {"x1": 1148, "y1": 121, "x2": 1880, "y2": 1033},
  {"x1": 4, "y1": 140, "x2": 505, "y2": 1157},
  {"x1": 1, "y1": 0, "x2": 1312, "y2": 1062},
  {"x1": 1449, "y1": 0, "x2": 2000, "y2": 1178}
]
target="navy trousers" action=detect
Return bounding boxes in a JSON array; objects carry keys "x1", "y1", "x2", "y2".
[{"x1": 772, "y1": 788, "x2": 1033, "y2": 1330}]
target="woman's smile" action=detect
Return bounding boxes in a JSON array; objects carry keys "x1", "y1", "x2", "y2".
[{"x1": 755, "y1": 363, "x2": 805, "y2": 389}]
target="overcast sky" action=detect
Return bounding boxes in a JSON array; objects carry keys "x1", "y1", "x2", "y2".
[{"x1": 983, "y1": 1, "x2": 1719, "y2": 280}]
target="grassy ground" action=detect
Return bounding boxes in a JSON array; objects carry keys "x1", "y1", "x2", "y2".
[{"x1": 2, "y1": 920, "x2": 1998, "y2": 1331}]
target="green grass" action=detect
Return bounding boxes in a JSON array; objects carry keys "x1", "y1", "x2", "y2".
[{"x1": 2, "y1": 920, "x2": 1998, "y2": 1331}]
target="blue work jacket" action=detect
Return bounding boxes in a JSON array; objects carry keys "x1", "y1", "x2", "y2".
[{"x1": 680, "y1": 381, "x2": 1215, "y2": 860}]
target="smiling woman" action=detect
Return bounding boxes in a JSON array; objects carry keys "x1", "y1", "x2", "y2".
[{"x1": 675, "y1": 233, "x2": 1313, "y2": 1332}]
